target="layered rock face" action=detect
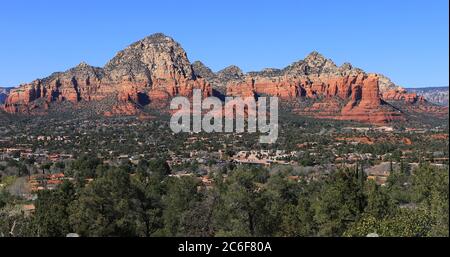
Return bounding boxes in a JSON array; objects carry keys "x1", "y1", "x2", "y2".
[
  {"x1": 221, "y1": 53, "x2": 405, "y2": 123},
  {"x1": 340, "y1": 75, "x2": 404, "y2": 124},
  {"x1": 3, "y1": 34, "x2": 442, "y2": 124},
  {"x1": 225, "y1": 73, "x2": 402, "y2": 123},
  {"x1": 192, "y1": 51, "x2": 443, "y2": 124},
  {"x1": 4, "y1": 33, "x2": 212, "y2": 115},
  {"x1": 382, "y1": 88, "x2": 425, "y2": 103},
  {"x1": 4, "y1": 63, "x2": 104, "y2": 113}
]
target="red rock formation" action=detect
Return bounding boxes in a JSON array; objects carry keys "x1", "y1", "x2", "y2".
[
  {"x1": 254, "y1": 78, "x2": 300, "y2": 99},
  {"x1": 4, "y1": 83, "x2": 41, "y2": 113},
  {"x1": 382, "y1": 89, "x2": 425, "y2": 103},
  {"x1": 2, "y1": 34, "x2": 442, "y2": 125},
  {"x1": 226, "y1": 78, "x2": 256, "y2": 98},
  {"x1": 3, "y1": 34, "x2": 213, "y2": 116},
  {"x1": 225, "y1": 73, "x2": 404, "y2": 124},
  {"x1": 340, "y1": 74, "x2": 404, "y2": 124}
]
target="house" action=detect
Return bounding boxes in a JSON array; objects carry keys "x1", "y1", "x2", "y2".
[
  {"x1": 200, "y1": 176, "x2": 214, "y2": 189},
  {"x1": 288, "y1": 176, "x2": 300, "y2": 182},
  {"x1": 22, "y1": 204, "x2": 35, "y2": 216},
  {"x1": 365, "y1": 162, "x2": 395, "y2": 186}
]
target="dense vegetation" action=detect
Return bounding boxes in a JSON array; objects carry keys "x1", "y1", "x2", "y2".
[
  {"x1": 0, "y1": 157, "x2": 447, "y2": 237},
  {"x1": 0, "y1": 108, "x2": 448, "y2": 237}
]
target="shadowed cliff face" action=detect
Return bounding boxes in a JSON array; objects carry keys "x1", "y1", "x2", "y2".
[
  {"x1": 0, "y1": 87, "x2": 13, "y2": 105},
  {"x1": 3, "y1": 33, "x2": 443, "y2": 124}
]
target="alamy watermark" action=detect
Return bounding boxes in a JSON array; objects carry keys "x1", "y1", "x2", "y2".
[{"x1": 170, "y1": 89, "x2": 279, "y2": 143}]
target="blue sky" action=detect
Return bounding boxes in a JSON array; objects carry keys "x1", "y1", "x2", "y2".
[{"x1": 0, "y1": 0, "x2": 448, "y2": 88}]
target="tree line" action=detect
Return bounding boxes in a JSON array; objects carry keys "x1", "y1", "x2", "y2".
[{"x1": 0, "y1": 157, "x2": 448, "y2": 237}]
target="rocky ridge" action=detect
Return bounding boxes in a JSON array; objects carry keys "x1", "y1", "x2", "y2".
[
  {"x1": 3, "y1": 33, "x2": 444, "y2": 124},
  {"x1": 406, "y1": 87, "x2": 449, "y2": 106},
  {"x1": 193, "y1": 51, "x2": 432, "y2": 123},
  {"x1": 4, "y1": 33, "x2": 212, "y2": 116}
]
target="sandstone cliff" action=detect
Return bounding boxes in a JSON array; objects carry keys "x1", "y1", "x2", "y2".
[
  {"x1": 4, "y1": 33, "x2": 212, "y2": 115},
  {"x1": 3, "y1": 34, "x2": 442, "y2": 124},
  {"x1": 195, "y1": 51, "x2": 434, "y2": 123}
]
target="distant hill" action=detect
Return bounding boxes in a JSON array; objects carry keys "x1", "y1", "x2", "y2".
[
  {"x1": 0, "y1": 87, "x2": 13, "y2": 105},
  {"x1": 406, "y1": 87, "x2": 449, "y2": 106}
]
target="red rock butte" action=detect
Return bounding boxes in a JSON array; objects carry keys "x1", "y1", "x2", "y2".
[{"x1": 2, "y1": 33, "x2": 446, "y2": 124}]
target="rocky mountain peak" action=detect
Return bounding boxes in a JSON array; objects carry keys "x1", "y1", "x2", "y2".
[
  {"x1": 217, "y1": 65, "x2": 244, "y2": 81},
  {"x1": 303, "y1": 51, "x2": 338, "y2": 74},
  {"x1": 138, "y1": 33, "x2": 176, "y2": 45},
  {"x1": 192, "y1": 61, "x2": 216, "y2": 81},
  {"x1": 37, "y1": 62, "x2": 104, "y2": 86},
  {"x1": 282, "y1": 51, "x2": 336, "y2": 76},
  {"x1": 375, "y1": 73, "x2": 403, "y2": 93},
  {"x1": 55, "y1": 62, "x2": 104, "y2": 82},
  {"x1": 76, "y1": 61, "x2": 90, "y2": 68},
  {"x1": 337, "y1": 62, "x2": 365, "y2": 77},
  {"x1": 3, "y1": 34, "x2": 436, "y2": 125},
  {"x1": 304, "y1": 51, "x2": 326, "y2": 62},
  {"x1": 103, "y1": 33, "x2": 195, "y2": 85},
  {"x1": 339, "y1": 62, "x2": 353, "y2": 71}
]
